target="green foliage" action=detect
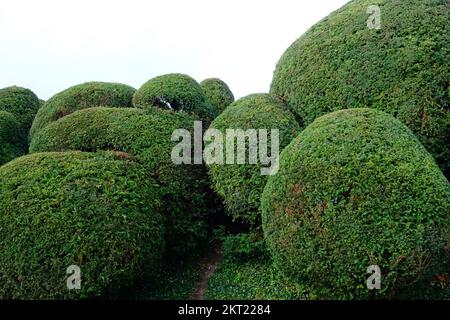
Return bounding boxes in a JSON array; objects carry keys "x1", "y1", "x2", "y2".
[
  {"x1": 133, "y1": 73, "x2": 215, "y2": 121},
  {"x1": 205, "y1": 232, "x2": 305, "y2": 300},
  {"x1": 0, "y1": 111, "x2": 25, "y2": 165},
  {"x1": 221, "y1": 229, "x2": 269, "y2": 263},
  {"x1": 0, "y1": 86, "x2": 41, "y2": 147},
  {"x1": 200, "y1": 78, "x2": 235, "y2": 115},
  {"x1": 30, "y1": 107, "x2": 216, "y2": 256},
  {"x1": 0, "y1": 151, "x2": 165, "y2": 299},
  {"x1": 261, "y1": 108, "x2": 450, "y2": 299},
  {"x1": 208, "y1": 94, "x2": 300, "y2": 225},
  {"x1": 270, "y1": 0, "x2": 450, "y2": 176},
  {"x1": 205, "y1": 258, "x2": 305, "y2": 300},
  {"x1": 30, "y1": 82, "x2": 135, "y2": 140}
]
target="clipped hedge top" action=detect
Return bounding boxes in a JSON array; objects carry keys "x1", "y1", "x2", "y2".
[
  {"x1": 262, "y1": 108, "x2": 450, "y2": 299},
  {"x1": 200, "y1": 78, "x2": 235, "y2": 115},
  {"x1": 30, "y1": 107, "x2": 195, "y2": 175},
  {"x1": 0, "y1": 111, "x2": 24, "y2": 165},
  {"x1": 0, "y1": 151, "x2": 164, "y2": 299},
  {"x1": 29, "y1": 81, "x2": 136, "y2": 139},
  {"x1": 270, "y1": 0, "x2": 450, "y2": 175},
  {"x1": 0, "y1": 86, "x2": 40, "y2": 136},
  {"x1": 208, "y1": 93, "x2": 300, "y2": 224},
  {"x1": 133, "y1": 73, "x2": 215, "y2": 121},
  {"x1": 30, "y1": 107, "x2": 214, "y2": 256}
]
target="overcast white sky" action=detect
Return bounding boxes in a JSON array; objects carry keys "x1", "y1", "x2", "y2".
[{"x1": 0, "y1": 0, "x2": 349, "y2": 100}]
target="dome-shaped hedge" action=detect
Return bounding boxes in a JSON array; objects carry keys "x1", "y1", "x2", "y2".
[
  {"x1": 270, "y1": 0, "x2": 450, "y2": 176},
  {"x1": 208, "y1": 94, "x2": 300, "y2": 224},
  {"x1": 261, "y1": 108, "x2": 450, "y2": 299},
  {"x1": 200, "y1": 78, "x2": 235, "y2": 115},
  {"x1": 30, "y1": 107, "x2": 215, "y2": 256},
  {"x1": 133, "y1": 73, "x2": 215, "y2": 121},
  {"x1": 0, "y1": 111, "x2": 24, "y2": 165},
  {"x1": 29, "y1": 82, "x2": 135, "y2": 139},
  {"x1": 0, "y1": 151, "x2": 164, "y2": 299},
  {"x1": 0, "y1": 86, "x2": 40, "y2": 146}
]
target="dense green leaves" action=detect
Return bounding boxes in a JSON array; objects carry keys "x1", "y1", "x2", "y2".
[
  {"x1": 133, "y1": 73, "x2": 216, "y2": 122},
  {"x1": 30, "y1": 107, "x2": 217, "y2": 256},
  {"x1": 270, "y1": 0, "x2": 450, "y2": 176},
  {"x1": 0, "y1": 86, "x2": 40, "y2": 148},
  {"x1": 261, "y1": 108, "x2": 450, "y2": 299},
  {"x1": 200, "y1": 78, "x2": 235, "y2": 115},
  {"x1": 0, "y1": 111, "x2": 25, "y2": 165},
  {"x1": 2, "y1": 0, "x2": 449, "y2": 298},
  {"x1": 208, "y1": 94, "x2": 300, "y2": 225},
  {"x1": 30, "y1": 82, "x2": 135, "y2": 140},
  {"x1": 0, "y1": 151, "x2": 164, "y2": 299}
]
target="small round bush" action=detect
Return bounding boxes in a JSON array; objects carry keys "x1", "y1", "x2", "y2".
[
  {"x1": 0, "y1": 151, "x2": 164, "y2": 299},
  {"x1": 270, "y1": 0, "x2": 450, "y2": 176},
  {"x1": 261, "y1": 108, "x2": 450, "y2": 299},
  {"x1": 133, "y1": 73, "x2": 215, "y2": 121},
  {"x1": 0, "y1": 111, "x2": 25, "y2": 165},
  {"x1": 29, "y1": 82, "x2": 135, "y2": 139},
  {"x1": 208, "y1": 94, "x2": 300, "y2": 225},
  {"x1": 30, "y1": 107, "x2": 215, "y2": 256},
  {"x1": 0, "y1": 86, "x2": 40, "y2": 146},
  {"x1": 200, "y1": 78, "x2": 235, "y2": 115}
]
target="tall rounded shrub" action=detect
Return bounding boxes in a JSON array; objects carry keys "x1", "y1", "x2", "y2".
[
  {"x1": 30, "y1": 107, "x2": 215, "y2": 256},
  {"x1": 270, "y1": 0, "x2": 450, "y2": 176},
  {"x1": 133, "y1": 73, "x2": 215, "y2": 121},
  {"x1": 262, "y1": 108, "x2": 450, "y2": 299},
  {"x1": 30, "y1": 82, "x2": 135, "y2": 139},
  {"x1": 0, "y1": 86, "x2": 40, "y2": 147},
  {"x1": 0, "y1": 151, "x2": 164, "y2": 299},
  {"x1": 200, "y1": 78, "x2": 235, "y2": 115},
  {"x1": 208, "y1": 94, "x2": 300, "y2": 224}
]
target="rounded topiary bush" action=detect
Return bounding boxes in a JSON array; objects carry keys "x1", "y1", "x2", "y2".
[
  {"x1": 261, "y1": 108, "x2": 450, "y2": 299},
  {"x1": 208, "y1": 94, "x2": 300, "y2": 225},
  {"x1": 30, "y1": 107, "x2": 215, "y2": 256},
  {"x1": 0, "y1": 151, "x2": 164, "y2": 299},
  {"x1": 0, "y1": 111, "x2": 24, "y2": 165},
  {"x1": 200, "y1": 78, "x2": 235, "y2": 115},
  {"x1": 270, "y1": 0, "x2": 450, "y2": 176},
  {"x1": 29, "y1": 82, "x2": 135, "y2": 139},
  {"x1": 0, "y1": 86, "x2": 41, "y2": 146},
  {"x1": 133, "y1": 73, "x2": 215, "y2": 121}
]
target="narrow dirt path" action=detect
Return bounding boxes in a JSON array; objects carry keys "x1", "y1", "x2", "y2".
[{"x1": 192, "y1": 244, "x2": 223, "y2": 300}]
